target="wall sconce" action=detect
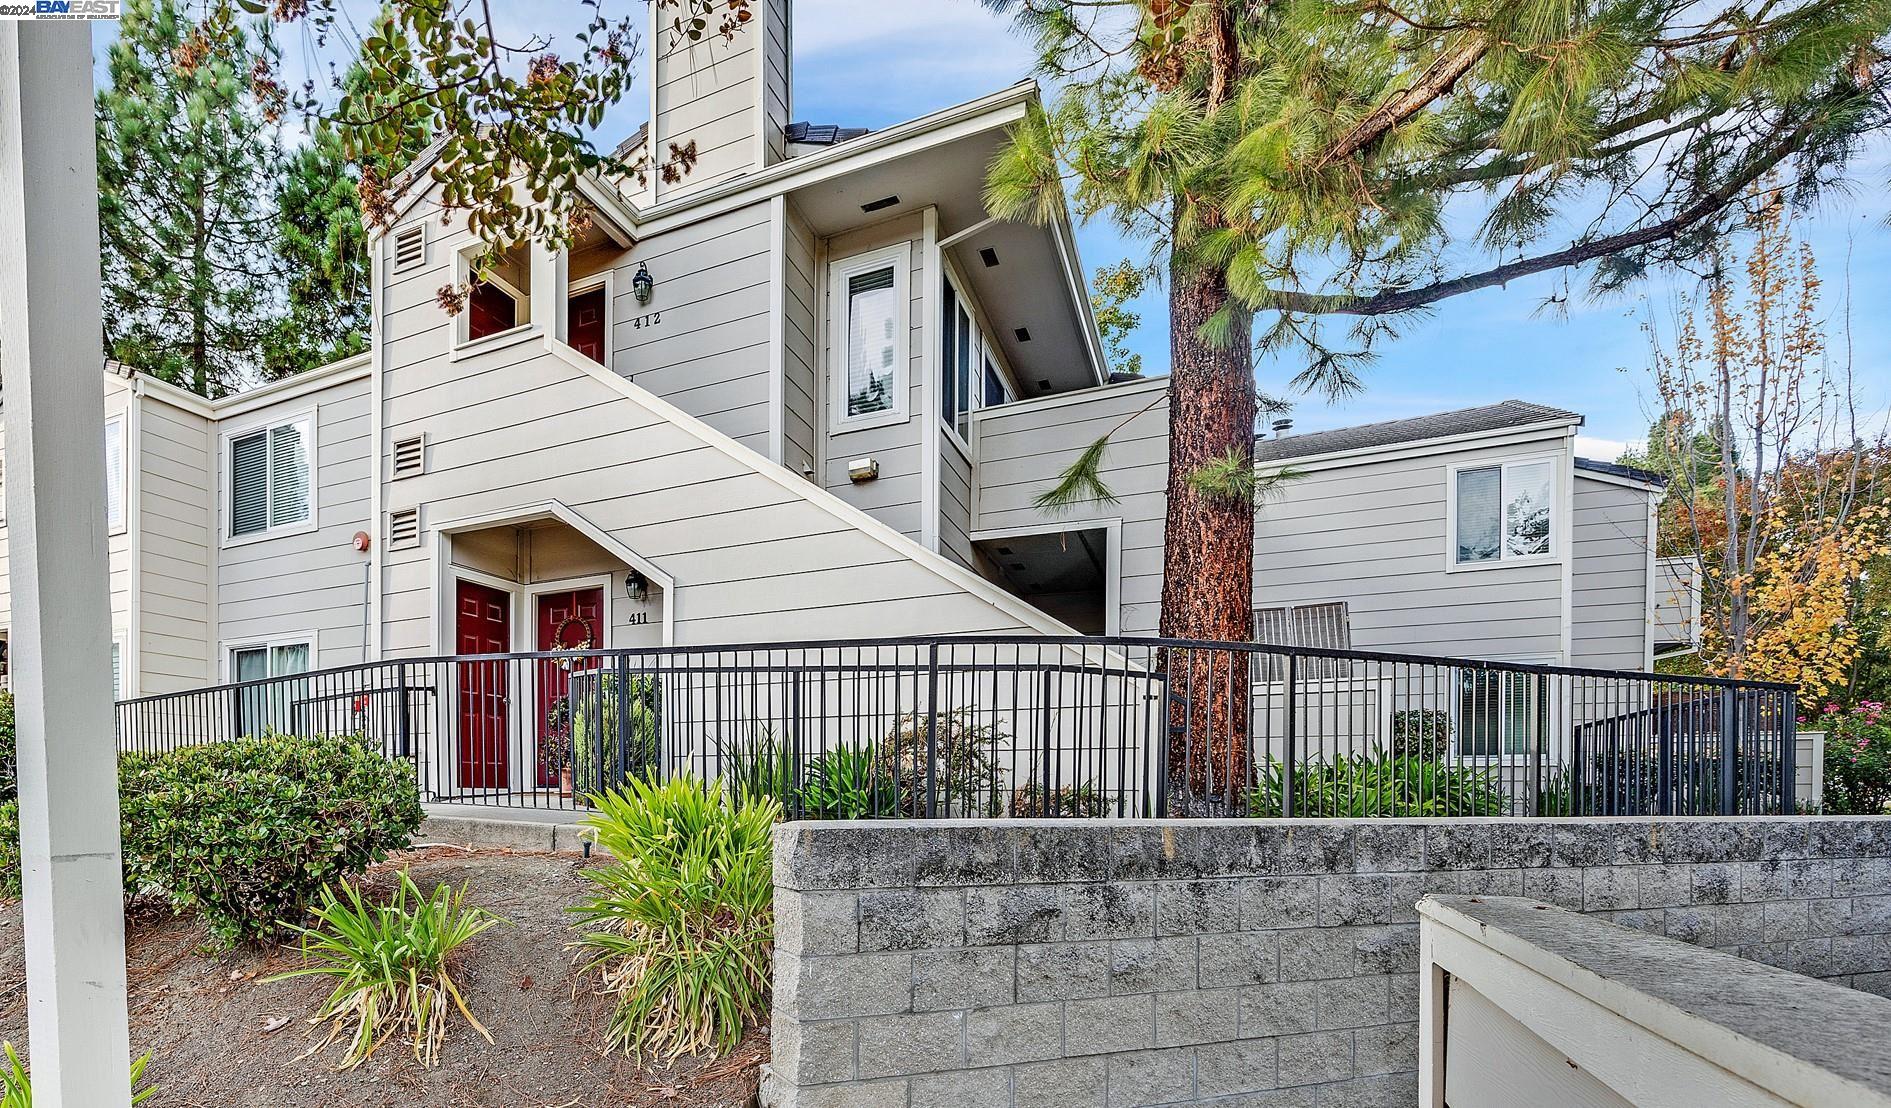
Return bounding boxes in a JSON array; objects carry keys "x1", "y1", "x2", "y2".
[
  {"x1": 848, "y1": 456, "x2": 879, "y2": 483},
  {"x1": 632, "y1": 263, "x2": 655, "y2": 306},
  {"x1": 624, "y1": 568, "x2": 648, "y2": 602}
]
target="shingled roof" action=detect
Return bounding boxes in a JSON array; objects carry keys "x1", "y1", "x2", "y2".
[
  {"x1": 1574, "y1": 457, "x2": 1668, "y2": 487},
  {"x1": 1254, "y1": 400, "x2": 1582, "y2": 462}
]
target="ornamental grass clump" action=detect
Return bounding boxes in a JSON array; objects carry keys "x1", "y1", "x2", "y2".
[
  {"x1": 571, "y1": 775, "x2": 777, "y2": 1059},
  {"x1": 270, "y1": 872, "x2": 505, "y2": 1070}
]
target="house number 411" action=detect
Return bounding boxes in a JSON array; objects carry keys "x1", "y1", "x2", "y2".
[{"x1": 631, "y1": 312, "x2": 662, "y2": 329}]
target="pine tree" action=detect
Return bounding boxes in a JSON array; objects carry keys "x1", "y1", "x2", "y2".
[
  {"x1": 263, "y1": 59, "x2": 433, "y2": 380},
  {"x1": 984, "y1": 0, "x2": 1891, "y2": 804},
  {"x1": 97, "y1": 0, "x2": 285, "y2": 397}
]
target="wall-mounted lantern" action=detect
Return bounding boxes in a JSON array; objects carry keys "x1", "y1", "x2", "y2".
[
  {"x1": 632, "y1": 263, "x2": 655, "y2": 306},
  {"x1": 624, "y1": 568, "x2": 649, "y2": 602}
]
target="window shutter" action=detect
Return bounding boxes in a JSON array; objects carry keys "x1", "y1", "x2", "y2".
[
  {"x1": 391, "y1": 434, "x2": 425, "y2": 480},
  {"x1": 268, "y1": 421, "x2": 311, "y2": 527},
  {"x1": 392, "y1": 223, "x2": 426, "y2": 272},
  {"x1": 388, "y1": 507, "x2": 420, "y2": 550},
  {"x1": 103, "y1": 419, "x2": 125, "y2": 532},
  {"x1": 230, "y1": 430, "x2": 269, "y2": 536}
]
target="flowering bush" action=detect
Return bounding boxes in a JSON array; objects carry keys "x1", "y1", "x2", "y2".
[{"x1": 1813, "y1": 702, "x2": 1891, "y2": 815}]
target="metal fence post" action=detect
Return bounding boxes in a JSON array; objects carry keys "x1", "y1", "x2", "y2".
[
  {"x1": 1779, "y1": 689, "x2": 1798, "y2": 815},
  {"x1": 1656, "y1": 695, "x2": 1674, "y2": 817},
  {"x1": 1719, "y1": 686, "x2": 1738, "y2": 815},
  {"x1": 1282, "y1": 653, "x2": 1297, "y2": 818},
  {"x1": 924, "y1": 642, "x2": 940, "y2": 819},
  {"x1": 395, "y1": 664, "x2": 412, "y2": 760},
  {"x1": 613, "y1": 653, "x2": 630, "y2": 793}
]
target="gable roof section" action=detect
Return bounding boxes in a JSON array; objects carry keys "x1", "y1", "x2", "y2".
[{"x1": 1255, "y1": 400, "x2": 1582, "y2": 463}]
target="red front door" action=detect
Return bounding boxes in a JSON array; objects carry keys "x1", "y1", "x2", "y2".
[
  {"x1": 537, "y1": 587, "x2": 604, "y2": 787},
  {"x1": 456, "y1": 580, "x2": 511, "y2": 789},
  {"x1": 568, "y1": 287, "x2": 606, "y2": 364}
]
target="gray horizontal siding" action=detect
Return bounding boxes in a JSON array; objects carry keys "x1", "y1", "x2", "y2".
[
  {"x1": 1571, "y1": 475, "x2": 1653, "y2": 671},
  {"x1": 136, "y1": 395, "x2": 214, "y2": 693}
]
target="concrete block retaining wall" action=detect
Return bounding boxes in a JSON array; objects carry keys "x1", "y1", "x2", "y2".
[{"x1": 763, "y1": 817, "x2": 1891, "y2": 1108}]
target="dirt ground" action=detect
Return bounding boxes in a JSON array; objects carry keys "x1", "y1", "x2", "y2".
[{"x1": 0, "y1": 848, "x2": 766, "y2": 1108}]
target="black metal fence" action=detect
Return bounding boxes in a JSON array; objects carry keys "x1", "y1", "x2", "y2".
[{"x1": 113, "y1": 636, "x2": 1799, "y2": 818}]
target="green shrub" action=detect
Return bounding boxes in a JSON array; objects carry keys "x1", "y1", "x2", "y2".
[
  {"x1": 1011, "y1": 782, "x2": 1110, "y2": 817},
  {"x1": 571, "y1": 674, "x2": 661, "y2": 797},
  {"x1": 1249, "y1": 754, "x2": 1509, "y2": 817},
  {"x1": 1388, "y1": 709, "x2": 1450, "y2": 762},
  {"x1": 879, "y1": 711, "x2": 1003, "y2": 817},
  {"x1": 0, "y1": 691, "x2": 14, "y2": 804},
  {"x1": 1815, "y1": 702, "x2": 1891, "y2": 815},
  {"x1": 271, "y1": 872, "x2": 505, "y2": 1069},
  {"x1": 120, "y1": 733, "x2": 423, "y2": 945},
  {"x1": 572, "y1": 775, "x2": 777, "y2": 1059},
  {"x1": 800, "y1": 746, "x2": 893, "y2": 819},
  {"x1": 0, "y1": 1041, "x2": 155, "y2": 1105},
  {"x1": 0, "y1": 801, "x2": 16, "y2": 900}
]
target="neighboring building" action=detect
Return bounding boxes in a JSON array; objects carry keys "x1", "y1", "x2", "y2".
[{"x1": 0, "y1": 0, "x2": 1701, "y2": 791}]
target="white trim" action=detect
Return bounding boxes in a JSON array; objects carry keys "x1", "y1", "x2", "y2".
[
  {"x1": 1444, "y1": 452, "x2": 1565, "y2": 574},
  {"x1": 938, "y1": 255, "x2": 1025, "y2": 457},
  {"x1": 1573, "y1": 464, "x2": 1665, "y2": 493},
  {"x1": 919, "y1": 207, "x2": 940, "y2": 552},
  {"x1": 537, "y1": 335, "x2": 1083, "y2": 637},
  {"x1": 452, "y1": 241, "x2": 533, "y2": 353},
  {"x1": 937, "y1": 216, "x2": 999, "y2": 251},
  {"x1": 133, "y1": 352, "x2": 373, "y2": 421},
  {"x1": 766, "y1": 194, "x2": 787, "y2": 464},
  {"x1": 218, "y1": 406, "x2": 319, "y2": 549},
  {"x1": 428, "y1": 497, "x2": 677, "y2": 648},
  {"x1": 447, "y1": 323, "x2": 540, "y2": 363},
  {"x1": 121, "y1": 398, "x2": 141, "y2": 697},
  {"x1": 970, "y1": 373, "x2": 1168, "y2": 423},
  {"x1": 523, "y1": 573, "x2": 618, "y2": 652},
  {"x1": 368, "y1": 235, "x2": 385, "y2": 662},
  {"x1": 1449, "y1": 653, "x2": 1558, "y2": 766},
  {"x1": 970, "y1": 518, "x2": 1123, "y2": 636},
  {"x1": 1643, "y1": 492, "x2": 1660, "y2": 670},
  {"x1": 827, "y1": 241, "x2": 912, "y2": 432}
]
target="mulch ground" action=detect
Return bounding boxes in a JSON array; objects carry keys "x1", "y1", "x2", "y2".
[{"x1": 0, "y1": 847, "x2": 765, "y2": 1108}]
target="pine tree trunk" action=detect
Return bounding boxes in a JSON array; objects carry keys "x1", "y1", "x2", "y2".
[{"x1": 1161, "y1": 243, "x2": 1257, "y2": 808}]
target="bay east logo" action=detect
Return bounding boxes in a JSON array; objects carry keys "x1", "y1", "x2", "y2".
[{"x1": 15, "y1": 0, "x2": 121, "y2": 17}]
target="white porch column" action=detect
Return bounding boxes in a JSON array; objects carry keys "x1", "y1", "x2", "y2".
[{"x1": 0, "y1": 19, "x2": 135, "y2": 1106}]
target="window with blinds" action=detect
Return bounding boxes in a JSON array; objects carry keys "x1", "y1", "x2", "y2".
[
  {"x1": 831, "y1": 244, "x2": 909, "y2": 426},
  {"x1": 231, "y1": 638, "x2": 313, "y2": 736},
  {"x1": 1253, "y1": 600, "x2": 1353, "y2": 679},
  {"x1": 229, "y1": 416, "x2": 313, "y2": 539},
  {"x1": 939, "y1": 275, "x2": 1013, "y2": 445}
]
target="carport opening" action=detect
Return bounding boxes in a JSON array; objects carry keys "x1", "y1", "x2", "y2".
[{"x1": 975, "y1": 527, "x2": 1109, "y2": 635}]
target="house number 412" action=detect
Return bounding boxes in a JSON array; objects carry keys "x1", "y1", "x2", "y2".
[{"x1": 631, "y1": 312, "x2": 662, "y2": 329}]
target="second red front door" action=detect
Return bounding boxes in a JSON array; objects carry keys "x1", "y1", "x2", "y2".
[{"x1": 537, "y1": 587, "x2": 604, "y2": 787}]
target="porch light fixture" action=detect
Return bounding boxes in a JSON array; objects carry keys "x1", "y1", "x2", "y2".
[
  {"x1": 632, "y1": 263, "x2": 655, "y2": 305},
  {"x1": 624, "y1": 568, "x2": 648, "y2": 602}
]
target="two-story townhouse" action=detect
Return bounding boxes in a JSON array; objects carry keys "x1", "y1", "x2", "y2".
[{"x1": 1, "y1": 0, "x2": 1707, "y2": 797}]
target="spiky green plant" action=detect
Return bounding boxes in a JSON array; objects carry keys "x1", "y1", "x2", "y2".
[
  {"x1": 0, "y1": 1042, "x2": 156, "y2": 1105},
  {"x1": 571, "y1": 776, "x2": 778, "y2": 1060},
  {"x1": 800, "y1": 746, "x2": 894, "y2": 820},
  {"x1": 270, "y1": 872, "x2": 505, "y2": 1069},
  {"x1": 1249, "y1": 754, "x2": 1509, "y2": 818},
  {"x1": 717, "y1": 729, "x2": 800, "y2": 811}
]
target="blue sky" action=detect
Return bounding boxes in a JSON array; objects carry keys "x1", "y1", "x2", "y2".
[{"x1": 104, "y1": 1, "x2": 1891, "y2": 456}]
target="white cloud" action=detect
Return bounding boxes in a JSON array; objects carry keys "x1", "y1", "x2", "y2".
[{"x1": 1575, "y1": 435, "x2": 1638, "y2": 461}]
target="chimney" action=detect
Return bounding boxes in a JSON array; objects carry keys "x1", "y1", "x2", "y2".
[
  {"x1": 647, "y1": 0, "x2": 791, "y2": 204},
  {"x1": 1271, "y1": 418, "x2": 1293, "y2": 439}
]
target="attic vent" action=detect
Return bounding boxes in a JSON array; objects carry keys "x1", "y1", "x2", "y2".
[
  {"x1": 387, "y1": 507, "x2": 420, "y2": 550},
  {"x1": 391, "y1": 434, "x2": 425, "y2": 480},
  {"x1": 979, "y1": 247, "x2": 999, "y2": 268},
  {"x1": 860, "y1": 195, "x2": 900, "y2": 213},
  {"x1": 1014, "y1": 327, "x2": 1032, "y2": 343},
  {"x1": 392, "y1": 224, "x2": 426, "y2": 272}
]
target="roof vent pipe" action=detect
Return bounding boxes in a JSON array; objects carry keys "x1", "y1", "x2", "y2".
[{"x1": 1271, "y1": 418, "x2": 1293, "y2": 439}]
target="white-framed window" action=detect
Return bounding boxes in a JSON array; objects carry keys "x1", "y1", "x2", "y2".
[
  {"x1": 225, "y1": 412, "x2": 315, "y2": 543},
  {"x1": 1455, "y1": 660, "x2": 1553, "y2": 760},
  {"x1": 104, "y1": 416, "x2": 126, "y2": 535},
  {"x1": 940, "y1": 274, "x2": 1013, "y2": 448},
  {"x1": 1448, "y1": 456, "x2": 1557, "y2": 568},
  {"x1": 454, "y1": 241, "x2": 534, "y2": 350},
  {"x1": 228, "y1": 634, "x2": 315, "y2": 737},
  {"x1": 829, "y1": 243, "x2": 910, "y2": 429},
  {"x1": 110, "y1": 634, "x2": 126, "y2": 701}
]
